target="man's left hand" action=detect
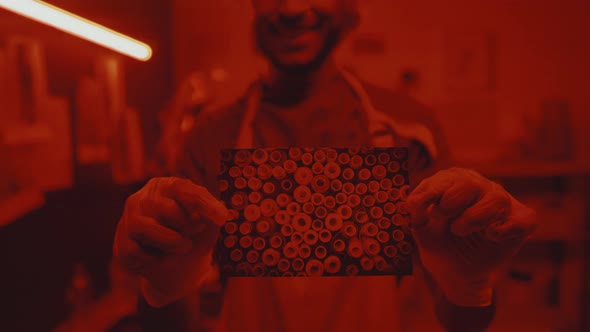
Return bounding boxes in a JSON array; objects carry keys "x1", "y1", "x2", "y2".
[{"x1": 406, "y1": 167, "x2": 537, "y2": 307}]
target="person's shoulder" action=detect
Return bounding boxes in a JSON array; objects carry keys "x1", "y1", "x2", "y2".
[
  {"x1": 184, "y1": 91, "x2": 249, "y2": 144},
  {"x1": 173, "y1": 91, "x2": 250, "y2": 184},
  {"x1": 359, "y1": 79, "x2": 452, "y2": 173},
  {"x1": 196, "y1": 96, "x2": 247, "y2": 132},
  {"x1": 360, "y1": 80, "x2": 437, "y2": 125}
]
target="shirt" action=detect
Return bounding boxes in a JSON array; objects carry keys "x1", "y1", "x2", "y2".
[
  {"x1": 157, "y1": 75, "x2": 452, "y2": 332},
  {"x1": 252, "y1": 73, "x2": 371, "y2": 148}
]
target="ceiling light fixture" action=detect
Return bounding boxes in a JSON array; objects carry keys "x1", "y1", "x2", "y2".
[{"x1": 0, "y1": 0, "x2": 152, "y2": 61}]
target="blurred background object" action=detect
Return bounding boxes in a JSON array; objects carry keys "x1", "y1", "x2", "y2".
[
  {"x1": 0, "y1": 35, "x2": 71, "y2": 227},
  {"x1": 532, "y1": 99, "x2": 575, "y2": 161},
  {"x1": 150, "y1": 67, "x2": 230, "y2": 176},
  {"x1": 0, "y1": 0, "x2": 172, "y2": 330},
  {"x1": 75, "y1": 55, "x2": 146, "y2": 184},
  {"x1": 0, "y1": 0, "x2": 589, "y2": 331}
]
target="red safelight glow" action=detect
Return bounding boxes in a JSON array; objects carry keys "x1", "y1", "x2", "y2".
[{"x1": 0, "y1": 0, "x2": 152, "y2": 61}]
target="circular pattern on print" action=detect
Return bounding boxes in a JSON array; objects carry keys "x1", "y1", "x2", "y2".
[{"x1": 216, "y1": 147, "x2": 412, "y2": 277}]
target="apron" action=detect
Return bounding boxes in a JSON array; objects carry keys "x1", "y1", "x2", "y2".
[
  {"x1": 215, "y1": 68, "x2": 439, "y2": 332},
  {"x1": 235, "y1": 68, "x2": 438, "y2": 160}
]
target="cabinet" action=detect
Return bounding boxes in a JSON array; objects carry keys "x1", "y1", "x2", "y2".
[
  {"x1": 0, "y1": 36, "x2": 73, "y2": 226},
  {"x1": 470, "y1": 162, "x2": 589, "y2": 332}
]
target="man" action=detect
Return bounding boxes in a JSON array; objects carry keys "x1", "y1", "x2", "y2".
[{"x1": 113, "y1": 1, "x2": 537, "y2": 331}]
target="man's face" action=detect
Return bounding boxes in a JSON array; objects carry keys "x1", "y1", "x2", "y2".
[{"x1": 252, "y1": 0, "x2": 358, "y2": 72}]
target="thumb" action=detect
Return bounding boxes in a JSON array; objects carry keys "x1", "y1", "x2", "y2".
[
  {"x1": 406, "y1": 172, "x2": 454, "y2": 228},
  {"x1": 408, "y1": 204, "x2": 449, "y2": 249},
  {"x1": 407, "y1": 201, "x2": 432, "y2": 229},
  {"x1": 161, "y1": 177, "x2": 228, "y2": 226},
  {"x1": 485, "y1": 199, "x2": 537, "y2": 242}
]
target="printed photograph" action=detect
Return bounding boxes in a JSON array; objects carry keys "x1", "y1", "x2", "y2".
[{"x1": 215, "y1": 147, "x2": 413, "y2": 277}]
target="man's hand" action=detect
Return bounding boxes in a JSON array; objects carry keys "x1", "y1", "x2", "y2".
[
  {"x1": 113, "y1": 177, "x2": 227, "y2": 307},
  {"x1": 406, "y1": 167, "x2": 537, "y2": 307}
]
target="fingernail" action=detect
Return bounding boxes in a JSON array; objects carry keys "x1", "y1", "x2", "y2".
[
  {"x1": 214, "y1": 214, "x2": 228, "y2": 226},
  {"x1": 207, "y1": 210, "x2": 227, "y2": 227}
]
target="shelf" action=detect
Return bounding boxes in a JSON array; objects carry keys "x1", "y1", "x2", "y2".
[
  {"x1": 0, "y1": 124, "x2": 53, "y2": 146},
  {"x1": 78, "y1": 144, "x2": 110, "y2": 164},
  {"x1": 0, "y1": 189, "x2": 45, "y2": 227},
  {"x1": 516, "y1": 239, "x2": 585, "y2": 261},
  {"x1": 457, "y1": 161, "x2": 590, "y2": 178}
]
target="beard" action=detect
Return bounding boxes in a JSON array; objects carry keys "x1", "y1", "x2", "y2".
[{"x1": 253, "y1": 18, "x2": 345, "y2": 75}]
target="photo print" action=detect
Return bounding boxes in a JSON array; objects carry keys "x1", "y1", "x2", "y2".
[{"x1": 215, "y1": 147, "x2": 413, "y2": 277}]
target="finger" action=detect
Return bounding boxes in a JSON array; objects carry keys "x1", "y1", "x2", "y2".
[
  {"x1": 421, "y1": 204, "x2": 451, "y2": 235},
  {"x1": 410, "y1": 200, "x2": 446, "y2": 230},
  {"x1": 117, "y1": 242, "x2": 156, "y2": 275},
  {"x1": 409, "y1": 203, "x2": 432, "y2": 228},
  {"x1": 406, "y1": 171, "x2": 455, "y2": 213},
  {"x1": 407, "y1": 172, "x2": 455, "y2": 228},
  {"x1": 450, "y1": 185, "x2": 511, "y2": 236},
  {"x1": 114, "y1": 226, "x2": 158, "y2": 275},
  {"x1": 486, "y1": 201, "x2": 537, "y2": 242},
  {"x1": 437, "y1": 182, "x2": 482, "y2": 219},
  {"x1": 158, "y1": 178, "x2": 228, "y2": 226},
  {"x1": 410, "y1": 205, "x2": 450, "y2": 251},
  {"x1": 139, "y1": 196, "x2": 198, "y2": 235},
  {"x1": 127, "y1": 215, "x2": 193, "y2": 255},
  {"x1": 123, "y1": 192, "x2": 143, "y2": 219}
]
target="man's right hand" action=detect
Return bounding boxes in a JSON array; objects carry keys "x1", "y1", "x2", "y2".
[{"x1": 113, "y1": 177, "x2": 227, "y2": 307}]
